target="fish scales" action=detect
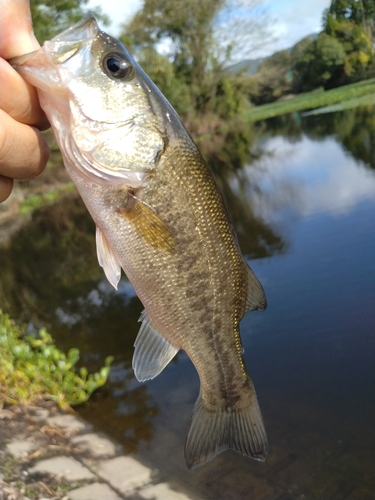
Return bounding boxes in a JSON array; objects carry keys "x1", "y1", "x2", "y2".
[
  {"x1": 11, "y1": 14, "x2": 268, "y2": 469},
  {"x1": 72, "y1": 137, "x2": 246, "y2": 386}
]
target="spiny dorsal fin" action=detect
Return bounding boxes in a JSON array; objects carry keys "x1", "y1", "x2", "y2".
[
  {"x1": 245, "y1": 263, "x2": 267, "y2": 314},
  {"x1": 118, "y1": 194, "x2": 175, "y2": 252},
  {"x1": 133, "y1": 310, "x2": 179, "y2": 382},
  {"x1": 95, "y1": 226, "x2": 121, "y2": 290}
]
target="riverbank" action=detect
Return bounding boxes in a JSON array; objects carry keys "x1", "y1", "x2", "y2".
[
  {"x1": 241, "y1": 77, "x2": 375, "y2": 122},
  {"x1": 0, "y1": 401, "x2": 201, "y2": 500}
]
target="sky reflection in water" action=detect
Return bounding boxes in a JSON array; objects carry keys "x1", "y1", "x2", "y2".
[
  {"x1": 247, "y1": 135, "x2": 375, "y2": 221},
  {"x1": 0, "y1": 108, "x2": 374, "y2": 498}
]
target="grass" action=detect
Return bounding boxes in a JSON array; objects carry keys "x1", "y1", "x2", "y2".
[
  {"x1": 242, "y1": 78, "x2": 375, "y2": 122},
  {"x1": 18, "y1": 182, "x2": 76, "y2": 216},
  {"x1": 303, "y1": 92, "x2": 375, "y2": 115}
]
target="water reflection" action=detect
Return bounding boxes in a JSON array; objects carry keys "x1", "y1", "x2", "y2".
[
  {"x1": 0, "y1": 195, "x2": 161, "y2": 451},
  {"x1": 263, "y1": 105, "x2": 375, "y2": 170},
  {"x1": 247, "y1": 135, "x2": 375, "y2": 221},
  {"x1": 0, "y1": 106, "x2": 374, "y2": 496},
  {"x1": 79, "y1": 361, "x2": 159, "y2": 453},
  {"x1": 0, "y1": 195, "x2": 98, "y2": 325},
  {"x1": 0, "y1": 148, "x2": 287, "y2": 449}
]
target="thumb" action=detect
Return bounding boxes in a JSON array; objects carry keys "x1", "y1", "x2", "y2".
[{"x1": 0, "y1": 0, "x2": 40, "y2": 59}]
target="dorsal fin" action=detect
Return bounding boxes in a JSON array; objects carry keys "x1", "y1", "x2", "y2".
[
  {"x1": 133, "y1": 310, "x2": 179, "y2": 382},
  {"x1": 95, "y1": 226, "x2": 121, "y2": 290},
  {"x1": 244, "y1": 264, "x2": 267, "y2": 314}
]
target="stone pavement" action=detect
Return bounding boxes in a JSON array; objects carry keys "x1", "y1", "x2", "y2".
[{"x1": 1, "y1": 407, "x2": 201, "y2": 500}]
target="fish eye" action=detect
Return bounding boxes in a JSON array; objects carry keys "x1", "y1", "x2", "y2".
[{"x1": 102, "y1": 53, "x2": 135, "y2": 80}]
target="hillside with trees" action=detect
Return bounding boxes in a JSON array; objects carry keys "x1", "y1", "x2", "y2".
[{"x1": 251, "y1": 0, "x2": 374, "y2": 103}]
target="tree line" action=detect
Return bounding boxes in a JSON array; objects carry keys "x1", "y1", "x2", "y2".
[{"x1": 252, "y1": 0, "x2": 374, "y2": 103}]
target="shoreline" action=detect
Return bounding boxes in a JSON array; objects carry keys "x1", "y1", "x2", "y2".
[{"x1": 0, "y1": 401, "x2": 201, "y2": 500}]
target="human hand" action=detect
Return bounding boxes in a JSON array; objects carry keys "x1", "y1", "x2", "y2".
[{"x1": 0, "y1": 0, "x2": 50, "y2": 203}]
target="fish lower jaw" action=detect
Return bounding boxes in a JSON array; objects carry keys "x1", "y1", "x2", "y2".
[{"x1": 65, "y1": 136, "x2": 150, "y2": 188}]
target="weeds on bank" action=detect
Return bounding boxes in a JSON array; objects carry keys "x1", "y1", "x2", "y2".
[{"x1": 0, "y1": 310, "x2": 113, "y2": 409}]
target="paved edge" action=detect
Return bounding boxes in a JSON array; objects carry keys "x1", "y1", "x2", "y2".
[{"x1": 1, "y1": 408, "x2": 203, "y2": 500}]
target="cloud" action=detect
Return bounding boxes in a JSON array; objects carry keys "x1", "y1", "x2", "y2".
[{"x1": 255, "y1": 0, "x2": 331, "y2": 56}]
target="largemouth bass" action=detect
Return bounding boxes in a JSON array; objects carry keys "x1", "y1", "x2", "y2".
[{"x1": 12, "y1": 15, "x2": 268, "y2": 469}]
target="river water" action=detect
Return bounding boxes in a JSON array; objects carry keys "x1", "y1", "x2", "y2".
[{"x1": 1, "y1": 106, "x2": 374, "y2": 499}]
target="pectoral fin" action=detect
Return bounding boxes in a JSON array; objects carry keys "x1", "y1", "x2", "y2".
[
  {"x1": 133, "y1": 310, "x2": 179, "y2": 382},
  {"x1": 118, "y1": 194, "x2": 175, "y2": 252},
  {"x1": 96, "y1": 226, "x2": 121, "y2": 290},
  {"x1": 244, "y1": 264, "x2": 267, "y2": 314}
]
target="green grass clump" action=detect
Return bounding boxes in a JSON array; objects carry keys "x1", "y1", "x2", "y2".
[{"x1": 0, "y1": 310, "x2": 113, "y2": 409}]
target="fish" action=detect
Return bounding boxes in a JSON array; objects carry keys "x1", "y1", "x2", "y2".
[{"x1": 11, "y1": 14, "x2": 268, "y2": 469}]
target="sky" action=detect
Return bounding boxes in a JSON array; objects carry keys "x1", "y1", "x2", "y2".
[{"x1": 87, "y1": 0, "x2": 332, "y2": 59}]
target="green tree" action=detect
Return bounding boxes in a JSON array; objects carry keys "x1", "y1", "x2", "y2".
[
  {"x1": 291, "y1": 36, "x2": 315, "y2": 62},
  {"x1": 30, "y1": 0, "x2": 109, "y2": 44},
  {"x1": 289, "y1": 1, "x2": 374, "y2": 93},
  {"x1": 323, "y1": 0, "x2": 375, "y2": 43},
  {"x1": 132, "y1": 46, "x2": 193, "y2": 116},
  {"x1": 292, "y1": 33, "x2": 346, "y2": 91},
  {"x1": 250, "y1": 49, "x2": 293, "y2": 104},
  {"x1": 323, "y1": 0, "x2": 374, "y2": 80}
]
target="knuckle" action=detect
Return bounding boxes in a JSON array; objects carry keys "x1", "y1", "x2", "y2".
[
  {"x1": 0, "y1": 114, "x2": 50, "y2": 179},
  {"x1": 0, "y1": 112, "x2": 9, "y2": 154},
  {"x1": 26, "y1": 133, "x2": 50, "y2": 178},
  {"x1": 0, "y1": 120, "x2": 14, "y2": 167},
  {"x1": 0, "y1": 176, "x2": 13, "y2": 203}
]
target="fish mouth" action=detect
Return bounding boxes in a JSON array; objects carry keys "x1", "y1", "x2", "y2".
[
  {"x1": 43, "y1": 13, "x2": 100, "y2": 64},
  {"x1": 9, "y1": 14, "x2": 92, "y2": 66},
  {"x1": 50, "y1": 13, "x2": 99, "y2": 42},
  {"x1": 10, "y1": 14, "x2": 101, "y2": 94},
  {"x1": 10, "y1": 14, "x2": 99, "y2": 66}
]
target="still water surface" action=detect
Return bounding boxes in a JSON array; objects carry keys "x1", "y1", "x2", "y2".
[{"x1": 1, "y1": 107, "x2": 374, "y2": 498}]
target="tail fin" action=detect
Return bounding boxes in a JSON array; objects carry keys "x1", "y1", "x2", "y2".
[{"x1": 185, "y1": 378, "x2": 267, "y2": 469}]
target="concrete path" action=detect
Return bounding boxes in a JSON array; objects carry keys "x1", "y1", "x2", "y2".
[{"x1": 1, "y1": 408, "x2": 201, "y2": 500}]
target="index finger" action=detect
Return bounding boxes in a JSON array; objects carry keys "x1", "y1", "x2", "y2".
[
  {"x1": 0, "y1": 1, "x2": 49, "y2": 130},
  {"x1": 0, "y1": 57, "x2": 49, "y2": 129}
]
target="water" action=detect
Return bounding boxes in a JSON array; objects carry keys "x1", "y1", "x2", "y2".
[{"x1": 1, "y1": 107, "x2": 374, "y2": 499}]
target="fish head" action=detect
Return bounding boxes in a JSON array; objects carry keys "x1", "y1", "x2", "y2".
[{"x1": 12, "y1": 14, "x2": 178, "y2": 187}]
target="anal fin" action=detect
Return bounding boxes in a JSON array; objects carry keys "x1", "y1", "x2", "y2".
[
  {"x1": 96, "y1": 226, "x2": 121, "y2": 290},
  {"x1": 245, "y1": 263, "x2": 267, "y2": 313},
  {"x1": 133, "y1": 310, "x2": 179, "y2": 382}
]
